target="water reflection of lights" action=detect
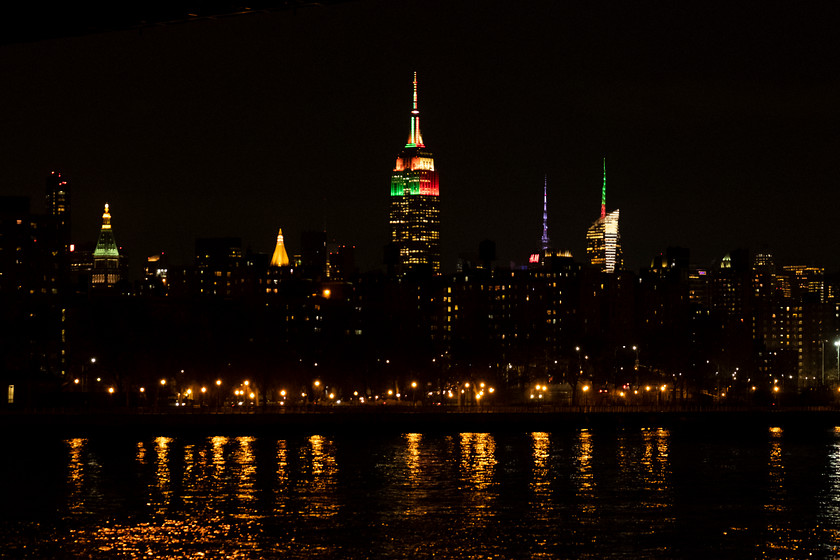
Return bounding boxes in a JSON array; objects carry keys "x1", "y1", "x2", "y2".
[
  {"x1": 761, "y1": 426, "x2": 790, "y2": 555},
  {"x1": 460, "y1": 433, "x2": 497, "y2": 490},
  {"x1": 406, "y1": 433, "x2": 422, "y2": 483},
  {"x1": 766, "y1": 427, "x2": 785, "y2": 513},
  {"x1": 66, "y1": 438, "x2": 87, "y2": 514},
  {"x1": 234, "y1": 436, "x2": 257, "y2": 505},
  {"x1": 153, "y1": 437, "x2": 173, "y2": 516},
  {"x1": 275, "y1": 440, "x2": 289, "y2": 514},
  {"x1": 641, "y1": 428, "x2": 671, "y2": 490},
  {"x1": 531, "y1": 432, "x2": 550, "y2": 496},
  {"x1": 303, "y1": 435, "x2": 339, "y2": 518},
  {"x1": 575, "y1": 429, "x2": 596, "y2": 515},
  {"x1": 136, "y1": 441, "x2": 147, "y2": 465}
]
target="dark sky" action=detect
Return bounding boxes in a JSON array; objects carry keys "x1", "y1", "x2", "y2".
[{"x1": 1, "y1": 0, "x2": 838, "y2": 277}]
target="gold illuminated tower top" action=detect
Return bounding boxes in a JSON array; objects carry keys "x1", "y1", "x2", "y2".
[
  {"x1": 101, "y1": 203, "x2": 112, "y2": 229},
  {"x1": 270, "y1": 228, "x2": 290, "y2": 267}
]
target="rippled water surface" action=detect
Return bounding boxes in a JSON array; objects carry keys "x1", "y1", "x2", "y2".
[{"x1": 3, "y1": 425, "x2": 840, "y2": 558}]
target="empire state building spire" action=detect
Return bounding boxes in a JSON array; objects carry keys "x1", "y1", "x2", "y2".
[
  {"x1": 406, "y1": 72, "x2": 424, "y2": 148},
  {"x1": 389, "y1": 73, "x2": 440, "y2": 274}
]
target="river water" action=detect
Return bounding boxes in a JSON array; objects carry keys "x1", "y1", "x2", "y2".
[{"x1": 2, "y1": 424, "x2": 840, "y2": 558}]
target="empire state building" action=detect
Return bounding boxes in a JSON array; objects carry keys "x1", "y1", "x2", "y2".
[{"x1": 389, "y1": 73, "x2": 440, "y2": 274}]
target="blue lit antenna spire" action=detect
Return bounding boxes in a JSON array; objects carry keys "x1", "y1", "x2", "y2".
[{"x1": 541, "y1": 175, "x2": 550, "y2": 252}]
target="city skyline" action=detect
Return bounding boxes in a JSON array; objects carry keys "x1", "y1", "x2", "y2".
[{"x1": 0, "y1": 1, "x2": 837, "y2": 277}]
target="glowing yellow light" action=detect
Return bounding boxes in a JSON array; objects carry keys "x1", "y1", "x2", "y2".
[
  {"x1": 388, "y1": 389, "x2": 393, "y2": 396},
  {"x1": 323, "y1": 288, "x2": 331, "y2": 298},
  {"x1": 249, "y1": 392, "x2": 255, "y2": 399},
  {"x1": 216, "y1": 379, "x2": 222, "y2": 386},
  {"x1": 480, "y1": 382, "x2": 485, "y2": 388},
  {"x1": 314, "y1": 380, "x2": 321, "y2": 387},
  {"x1": 73, "y1": 378, "x2": 80, "y2": 384},
  {"x1": 244, "y1": 380, "x2": 250, "y2": 386},
  {"x1": 280, "y1": 390, "x2": 286, "y2": 397},
  {"x1": 160, "y1": 379, "x2": 166, "y2": 385},
  {"x1": 140, "y1": 387, "x2": 145, "y2": 393},
  {"x1": 328, "y1": 393, "x2": 335, "y2": 399},
  {"x1": 660, "y1": 385, "x2": 666, "y2": 392},
  {"x1": 582, "y1": 385, "x2": 590, "y2": 392},
  {"x1": 773, "y1": 386, "x2": 780, "y2": 393},
  {"x1": 476, "y1": 394, "x2": 482, "y2": 400},
  {"x1": 353, "y1": 391, "x2": 358, "y2": 396},
  {"x1": 465, "y1": 382, "x2": 470, "y2": 388},
  {"x1": 619, "y1": 391, "x2": 625, "y2": 397},
  {"x1": 645, "y1": 386, "x2": 651, "y2": 392},
  {"x1": 108, "y1": 387, "x2": 114, "y2": 394},
  {"x1": 488, "y1": 387, "x2": 495, "y2": 393},
  {"x1": 411, "y1": 381, "x2": 417, "y2": 388},
  {"x1": 201, "y1": 387, "x2": 207, "y2": 393}
]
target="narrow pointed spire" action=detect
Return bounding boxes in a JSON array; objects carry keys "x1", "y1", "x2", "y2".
[
  {"x1": 600, "y1": 157, "x2": 607, "y2": 219},
  {"x1": 541, "y1": 175, "x2": 550, "y2": 252},
  {"x1": 270, "y1": 228, "x2": 290, "y2": 267},
  {"x1": 406, "y1": 72, "x2": 425, "y2": 148}
]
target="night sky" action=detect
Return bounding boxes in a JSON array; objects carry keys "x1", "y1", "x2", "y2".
[{"x1": 1, "y1": 0, "x2": 838, "y2": 278}]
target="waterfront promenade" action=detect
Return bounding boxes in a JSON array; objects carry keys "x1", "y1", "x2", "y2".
[{"x1": 3, "y1": 405, "x2": 840, "y2": 437}]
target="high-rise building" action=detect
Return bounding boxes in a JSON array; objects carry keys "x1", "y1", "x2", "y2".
[
  {"x1": 195, "y1": 237, "x2": 244, "y2": 298},
  {"x1": 389, "y1": 73, "x2": 440, "y2": 274},
  {"x1": 301, "y1": 230, "x2": 327, "y2": 280},
  {"x1": 45, "y1": 171, "x2": 70, "y2": 255},
  {"x1": 92, "y1": 203, "x2": 125, "y2": 289},
  {"x1": 586, "y1": 159, "x2": 622, "y2": 273}
]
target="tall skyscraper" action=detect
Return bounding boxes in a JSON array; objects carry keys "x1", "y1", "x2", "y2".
[
  {"x1": 92, "y1": 203, "x2": 123, "y2": 289},
  {"x1": 45, "y1": 171, "x2": 70, "y2": 253},
  {"x1": 389, "y1": 73, "x2": 440, "y2": 274},
  {"x1": 586, "y1": 159, "x2": 622, "y2": 273}
]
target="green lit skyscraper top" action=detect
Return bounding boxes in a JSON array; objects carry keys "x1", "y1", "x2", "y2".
[
  {"x1": 92, "y1": 203, "x2": 124, "y2": 289},
  {"x1": 389, "y1": 73, "x2": 440, "y2": 274}
]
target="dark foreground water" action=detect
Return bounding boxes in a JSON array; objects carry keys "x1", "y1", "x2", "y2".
[{"x1": 3, "y1": 424, "x2": 840, "y2": 559}]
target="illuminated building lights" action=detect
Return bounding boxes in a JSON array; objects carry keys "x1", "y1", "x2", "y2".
[
  {"x1": 92, "y1": 203, "x2": 123, "y2": 288},
  {"x1": 586, "y1": 159, "x2": 622, "y2": 273},
  {"x1": 269, "y1": 228, "x2": 290, "y2": 267},
  {"x1": 389, "y1": 72, "x2": 441, "y2": 273}
]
